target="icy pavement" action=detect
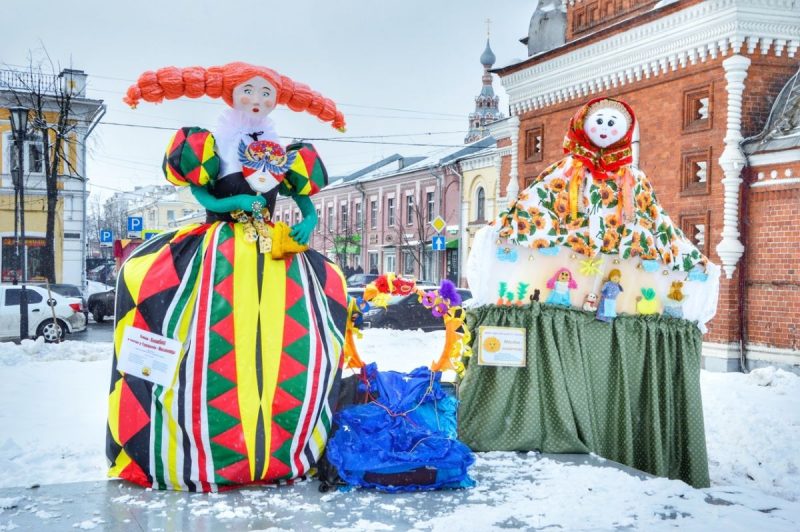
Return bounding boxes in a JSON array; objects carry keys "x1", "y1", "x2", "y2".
[{"x1": 1, "y1": 453, "x2": 798, "y2": 531}]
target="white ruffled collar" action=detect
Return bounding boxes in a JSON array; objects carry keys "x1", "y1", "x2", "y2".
[{"x1": 215, "y1": 108, "x2": 280, "y2": 146}]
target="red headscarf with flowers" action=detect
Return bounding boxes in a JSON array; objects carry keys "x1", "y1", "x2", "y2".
[{"x1": 562, "y1": 97, "x2": 636, "y2": 181}]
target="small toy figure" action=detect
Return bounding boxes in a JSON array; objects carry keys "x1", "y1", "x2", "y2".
[
  {"x1": 596, "y1": 269, "x2": 623, "y2": 322},
  {"x1": 582, "y1": 292, "x2": 598, "y2": 312},
  {"x1": 636, "y1": 288, "x2": 659, "y2": 315},
  {"x1": 664, "y1": 281, "x2": 687, "y2": 318},
  {"x1": 545, "y1": 268, "x2": 577, "y2": 307}
]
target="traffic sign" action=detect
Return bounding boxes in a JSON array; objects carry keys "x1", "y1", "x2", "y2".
[
  {"x1": 143, "y1": 229, "x2": 162, "y2": 241},
  {"x1": 99, "y1": 229, "x2": 113, "y2": 246},
  {"x1": 432, "y1": 234, "x2": 446, "y2": 251},
  {"x1": 430, "y1": 216, "x2": 446, "y2": 233},
  {"x1": 127, "y1": 216, "x2": 143, "y2": 238}
]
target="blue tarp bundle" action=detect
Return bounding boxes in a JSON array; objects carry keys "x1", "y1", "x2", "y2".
[{"x1": 326, "y1": 363, "x2": 475, "y2": 492}]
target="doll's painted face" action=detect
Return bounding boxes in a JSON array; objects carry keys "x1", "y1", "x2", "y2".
[
  {"x1": 610, "y1": 272, "x2": 621, "y2": 283},
  {"x1": 584, "y1": 105, "x2": 629, "y2": 148},
  {"x1": 232, "y1": 76, "x2": 278, "y2": 116},
  {"x1": 558, "y1": 271, "x2": 571, "y2": 282}
]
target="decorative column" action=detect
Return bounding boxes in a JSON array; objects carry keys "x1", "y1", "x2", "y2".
[
  {"x1": 505, "y1": 115, "x2": 521, "y2": 200},
  {"x1": 716, "y1": 54, "x2": 750, "y2": 279}
]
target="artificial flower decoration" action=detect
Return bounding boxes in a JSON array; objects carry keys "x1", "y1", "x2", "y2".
[
  {"x1": 579, "y1": 257, "x2": 603, "y2": 276},
  {"x1": 345, "y1": 273, "x2": 472, "y2": 376}
]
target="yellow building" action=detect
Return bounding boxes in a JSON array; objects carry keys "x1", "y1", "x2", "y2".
[
  {"x1": 458, "y1": 149, "x2": 500, "y2": 286},
  {"x1": 0, "y1": 68, "x2": 104, "y2": 286},
  {"x1": 125, "y1": 185, "x2": 204, "y2": 233}
]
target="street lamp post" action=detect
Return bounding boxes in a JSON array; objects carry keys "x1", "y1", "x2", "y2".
[{"x1": 9, "y1": 106, "x2": 30, "y2": 340}]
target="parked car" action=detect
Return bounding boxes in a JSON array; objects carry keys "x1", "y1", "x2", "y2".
[
  {"x1": 361, "y1": 288, "x2": 472, "y2": 331},
  {"x1": 31, "y1": 283, "x2": 88, "y2": 320},
  {"x1": 345, "y1": 273, "x2": 379, "y2": 288},
  {"x1": 88, "y1": 288, "x2": 115, "y2": 323},
  {"x1": 0, "y1": 284, "x2": 87, "y2": 342}
]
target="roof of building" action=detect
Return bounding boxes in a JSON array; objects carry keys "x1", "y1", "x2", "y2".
[
  {"x1": 480, "y1": 39, "x2": 496, "y2": 67},
  {"x1": 744, "y1": 65, "x2": 800, "y2": 155},
  {"x1": 321, "y1": 136, "x2": 496, "y2": 190}
]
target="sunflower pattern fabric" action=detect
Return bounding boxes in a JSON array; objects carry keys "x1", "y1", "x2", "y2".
[
  {"x1": 106, "y1": 222, "x2": 348, "y2": 492},
  {"x1": 496, "y1": 158, "x2": 706, "y2": 272}
]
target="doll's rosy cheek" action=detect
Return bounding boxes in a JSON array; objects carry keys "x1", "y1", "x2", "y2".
[
  {"x1": 612, "y1": 129, "x2": 618, "y2": 135},
  {"x1": 590, "y1": 127, "x2": 597, "y2": 133},
  {"x1": 239, "y1": 96, "x2": 251, "y2": 105}
]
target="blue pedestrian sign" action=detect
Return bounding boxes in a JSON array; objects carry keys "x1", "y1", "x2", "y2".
[
  {"x1": 99, "y1": 229, "x2": 113, "y2": 246},
  {"x1": 432, "y1": 234, "x2": 446, "y2": 251},
  {"x1": 127, "y1": 216, "x2": 143, "y2": 238}
]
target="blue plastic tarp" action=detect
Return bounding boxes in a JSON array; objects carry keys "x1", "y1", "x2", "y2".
[{"x1": 326, "y1": 363, "x2": 475, "y2": 492}]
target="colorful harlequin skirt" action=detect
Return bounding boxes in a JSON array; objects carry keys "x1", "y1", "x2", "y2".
[{"x1": 106, "y1": 222, "x2": 347, "y2": 492}]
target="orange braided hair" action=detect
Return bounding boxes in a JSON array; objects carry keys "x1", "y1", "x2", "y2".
[{"x1": 123, "y1": 62, "x2": 346, "y2": 131}]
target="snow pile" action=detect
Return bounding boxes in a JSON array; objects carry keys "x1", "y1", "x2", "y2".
[
  {"x1": 0, "y1": 331, "x2": 798, "y2": 529},
  {"x1": 0, "y1": 339, "x2": 113, "y2": 366},
  {"x1": 703, "y1": 366, "x2": 800, "y2": 502},
  {"x1": 0, "y1": 345, "x2": 112, "y2": 489}
]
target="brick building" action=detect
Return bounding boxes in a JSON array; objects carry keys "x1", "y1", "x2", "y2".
[
  {"x1": 274, "y1": 137, "x2": 493, "y2": 282},
  {"x1": 491, "y1": 0, "x2": 800, "y2": 370}
]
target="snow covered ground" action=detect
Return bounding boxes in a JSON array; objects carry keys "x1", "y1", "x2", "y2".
[{"x1": 0, "y1": 330, "x2": 799, "y2": 530}]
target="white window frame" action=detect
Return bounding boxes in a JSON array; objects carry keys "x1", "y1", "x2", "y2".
[{"x1": 3, "y1": 130, "x2": 46, "y2": 177}]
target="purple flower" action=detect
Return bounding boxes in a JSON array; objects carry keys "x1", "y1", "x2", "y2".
[
  {"x1": 439, "y1": 280, "x2": 461, "y2": 306},
  {"x1": 421, "y1": 291, "x2": 437, "y2": 308},
  {"x1": 432, "y1": 302, "x2": 448, "y2": 318}
]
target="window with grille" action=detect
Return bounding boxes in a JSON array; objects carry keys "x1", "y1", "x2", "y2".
[
  {"x1": 681, "y1": 148, "x2": 712, "y2": 196},
  {"x1": 683, "y1": 85, "x2": 712, "y2": 132},
  {"x1": 524, "y1": 125, "x2": 544, "y2": 162}
]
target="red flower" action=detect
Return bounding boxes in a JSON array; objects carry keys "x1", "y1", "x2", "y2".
[{"x1": 374, "y1": 275, "x2": 390, "y2": 293}]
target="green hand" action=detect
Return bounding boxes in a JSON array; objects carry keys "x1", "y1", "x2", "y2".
[
  {"x1": 238, "y1": 194, "x2": 266, "y2": 213},
  {"x1": 289, "y1": 217, "x2": 315, "y2": 245},
  {"x1": 289, "y1": 194, "x2": 318, "y2": 245}
]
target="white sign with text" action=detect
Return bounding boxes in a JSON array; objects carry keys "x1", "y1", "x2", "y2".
[
  {"x1": 117, "y1": 326, "x2": 182, "y2": 386},
  {"x1": 478, "y1": 326, "x2": 527, "y2": 367}
]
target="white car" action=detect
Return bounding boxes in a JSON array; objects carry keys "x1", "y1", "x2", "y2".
[{"x1": 0, "y1": 284, "x2": 87, "y2": 342}]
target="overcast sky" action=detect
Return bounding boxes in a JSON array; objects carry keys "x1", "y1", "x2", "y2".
[{"x1": 2, "y1": 0, "x2": 534, "y2": 202}]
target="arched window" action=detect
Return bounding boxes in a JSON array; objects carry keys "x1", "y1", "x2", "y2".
[{"x1": 475, "y1": 186, "x2": 485, "y2": 221}]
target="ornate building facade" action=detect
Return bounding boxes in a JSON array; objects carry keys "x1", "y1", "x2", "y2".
[{"x1": 492, "y1": 0, "x2": 800, "y2": 370}]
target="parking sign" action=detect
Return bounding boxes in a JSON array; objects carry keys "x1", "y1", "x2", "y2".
[
  {"x1": 100, "y1": 229, "x2": 113, "y2": 246},
  {"x1": 127, "y1": 216, "x2": 143, "y2": 239}
]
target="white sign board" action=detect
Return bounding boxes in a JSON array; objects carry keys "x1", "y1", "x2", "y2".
[
  {"x1": 478, "y1": 326, "x2": 527, "y2": 367},
  {"x1": 117, "y1": 326, "x2": 182, "y2": 386}
]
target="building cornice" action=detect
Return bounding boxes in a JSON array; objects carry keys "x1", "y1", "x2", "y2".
[
  {"x1": 459, "y1": 153, "x2": 498, "y2": 172},
  {"x1": 500, "y1": 0, "x2": 800, "y2": 115}
]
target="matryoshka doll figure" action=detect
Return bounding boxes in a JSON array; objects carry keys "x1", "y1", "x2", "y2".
[{"x1": 466, "y1": 97, "x2": 720, "y2": 330}]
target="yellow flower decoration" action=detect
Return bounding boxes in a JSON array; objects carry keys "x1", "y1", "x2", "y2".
[{"x1": 579, "y1": 257, "x2": 603, "y2": 276}]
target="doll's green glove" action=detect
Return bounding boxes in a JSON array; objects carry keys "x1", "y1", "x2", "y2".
[
  {"x1": 236, "y1": 194, "x2": 266, "y2": 213},
  {"x1": 289, "y1": 195, "x2": 317, "y2": 245},
  {"x1": 190, "y1": 185, "x2": 266, "y2": 214}
]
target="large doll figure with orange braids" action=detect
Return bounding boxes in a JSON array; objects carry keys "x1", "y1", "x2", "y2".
[{"x1": 106, "y1": 63, "x2": 349, "y2": 492}]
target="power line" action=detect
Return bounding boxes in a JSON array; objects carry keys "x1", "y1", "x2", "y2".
[
  {"x1": 92, "y1": 120, "x2": 479, "y2": 148},
  {"x1": 83, "y1": 80, "x2": 465, "y2": 117}
]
